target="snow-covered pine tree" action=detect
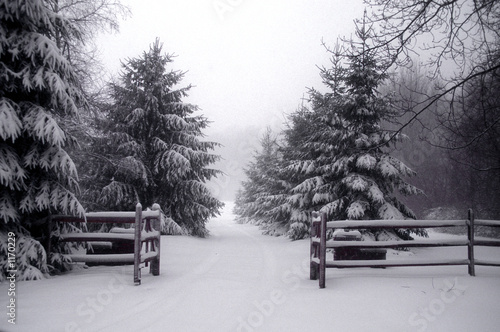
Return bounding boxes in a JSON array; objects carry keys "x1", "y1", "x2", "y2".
[
  {"x1": 0, "y1": 0, "x2": 86, "y2": 280},
  {"x1": 270, "y1": 50, "x2": 352, "y2": 240},
  {"x1": 92, "y1": 39, "x2": 223, "y2": 236},
  {"x1": 296, "y1": 15, "x2": 425, "y2": 240},
  {"x1": 233, "y1": 128, "x2": 290, "y2": 234},
  {"x1": 280, "y1": 105, "x2": 335, "y2": 240}
]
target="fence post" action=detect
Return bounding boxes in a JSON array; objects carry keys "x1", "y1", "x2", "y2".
[
  {"x1": 319, "y1": 212, "x2": 327, "y2": 289},
  {"x1": 150, "y1": 203, "x2": 161, "y2": 276},
  {"x1": 467, "y1": 208, "x2": 475, "y2": 277},
  {"x1": 134, "y1": 203, "x2": 143, "y2": 285},
  {"x1": 310, "y1": 212, "x2": 319, "y2": 280}
]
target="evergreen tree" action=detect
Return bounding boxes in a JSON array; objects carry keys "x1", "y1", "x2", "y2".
[
  {"x1": 233, "y1": 110, "x2": 323, "y2": 240},
  {"x1": 270, "y1": 50, "x2": 353, "y2": 240},
  {"x1": 87, "y1": 40, "x2": 223, "y2": 236},
  {"x1": 234, "y1": 129, "x2": 290, "y2": 234},
  {"x1": 281, "y1": 104, "x2": 336, "y2": 239},
  {"x1": 234, "y1": 20, "x2": 425, "y2": 240},
  {"x1": 0, "y1": 0, "x2": 86, "y2": 279},
  {"x1": 303, "y1": 17, "x2": 425, "y2": 240}
]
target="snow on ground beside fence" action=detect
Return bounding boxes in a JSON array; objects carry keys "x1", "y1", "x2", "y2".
[{"x1": 1, "y1": 202, "x2": 500, "y2": 332}]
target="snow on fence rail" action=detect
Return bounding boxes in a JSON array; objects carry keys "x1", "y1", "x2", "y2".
[
  {"x1": 52, "y1": 203, "x2": 161, "y2": 285},
  {"x1": 310, "y1": 209, "x2": 500, "y2": 288}
]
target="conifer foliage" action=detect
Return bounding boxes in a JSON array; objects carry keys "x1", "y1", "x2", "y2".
[
  {"x1": 234, "y1": 17, "x2": 424, "y2": 240},
  {"x1": 234, "y1": 129, "x2": 290, "y2": 234},
  {"x1": 0, "y1": 0, "x2": 86, "y2": 279},
  {"x1": 306, "y1": 19, "x2": 424, "y2": 239},
  {"x1": 87, "y1": 40, "x2": 223, "y2": 236}
]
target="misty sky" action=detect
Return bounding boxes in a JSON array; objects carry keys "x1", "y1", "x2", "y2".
[{"x1": 97, "y1": 0, "x2": 365, "y2": 200}]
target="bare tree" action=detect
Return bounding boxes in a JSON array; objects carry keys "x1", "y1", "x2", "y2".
[
  {"x1": 364, "y1": 1, "x2": 500, "y2": 216},
  {"x1": 49, "y1": 0, "x2": 130, "y2": 96},
  {"x1": 364, "y1": 0, "x2": 500, "y2": 146}
]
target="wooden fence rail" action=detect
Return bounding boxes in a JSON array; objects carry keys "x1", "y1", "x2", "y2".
[
  {"x1": 310, "y1": 209, "x2": 500, "y2": 288},
  {"x1": 52, "y1": 203, "x2": 161, "y2": 285}
]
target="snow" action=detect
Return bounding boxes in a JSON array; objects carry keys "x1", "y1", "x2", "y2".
[
  {"x1": 344, "y1": 175, "x2": 368, "y2": 191},
  {"x1": 0, "y1": 145, "x2": 26, "y2": 191},
  {"x1": 24, "y1": 107, "x2": 67, "y2": 147},
  {"x1": 347, "y1": 201, "x2": 366, "y2": 219},
  {"x1": 326, "y1": 218, "x2": 467, "y2": 229},
  {"x1": 368, "y1": 184, "x2": 385, "y2": 204},
  {"x1": 325, "y1": 238, "x2": 469, "y2": 248},
  {"x1": 59, "y1": 230, "x2": 159, "y2": 242},
  {"x1": 378, "y1": 202, "x2": 408, "y2": 220},
  {"x1": 0, "y1": 99, "x2": 22, "y2": 141},
  {"x1": 356, "y1": 154, "x2": 377, "y2": 170},
  {"x1": 2, "y1": 202, "x2": 500, "y2": 332},
  {"x1": 378, "y1": 157, "x2": 399, "y2": 177}
]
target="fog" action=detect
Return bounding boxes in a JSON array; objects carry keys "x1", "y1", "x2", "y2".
[{"x1": 97, "y1": 0, "x2": 365, "y2": 200}]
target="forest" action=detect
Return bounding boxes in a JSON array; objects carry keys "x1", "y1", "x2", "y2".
[{"x1": 1, "y1": 0, "x2": 499, "y2": 281}]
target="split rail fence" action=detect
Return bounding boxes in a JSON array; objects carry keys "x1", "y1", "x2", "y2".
[
  {"x1": 310, "y1": 209, "x2": 500, "y2": 288},
  {"x1": 52, "y1": 203, "x2": 161, "y2": 285}
]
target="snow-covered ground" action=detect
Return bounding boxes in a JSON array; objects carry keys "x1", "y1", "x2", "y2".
[{"x1": 2, "y1": 202, "x2": 500, "y2": 332}]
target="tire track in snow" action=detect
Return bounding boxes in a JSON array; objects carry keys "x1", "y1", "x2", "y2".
[
  {"x1": 94, "y1": 216, "x2": 280, "y2": 332},
  {"x1": 183, "y1": 217, "x2": 280, "y2": 330}
]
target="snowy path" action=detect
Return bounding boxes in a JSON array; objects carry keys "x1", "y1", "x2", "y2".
[{"x1": 2, "y1": 203, "x2": 500, "y2": 332}]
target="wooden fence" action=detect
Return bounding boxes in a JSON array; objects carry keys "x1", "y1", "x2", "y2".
[
  {"x1": 53, "y1": 203, "x2": 161, "y2": 285},
  {"x1": 310, "y1": 209, "x2": 500, "y2": 288}
]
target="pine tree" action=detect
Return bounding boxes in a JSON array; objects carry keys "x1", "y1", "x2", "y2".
[
  {"x1": 233, "y1": 129, "x2": 290, "y2": 234},
  {"x1": 88, "y1": 39, "x2": 223, "y2": 236},
  {"x1": 304, "y1": 16, "x2": 425, "y2": 240},
  {"x1": 280, "y1": 105, "x2": 333, "y2": 239},
  {"x1": 233, "y1": 114, "x2": 322, "y2": 239},
  {"x1": 274, "y1": 50, "x2": 352, "y2": 240},
  {"x1": 0, "y1": 0, "x2": 86, "y2": 279}
]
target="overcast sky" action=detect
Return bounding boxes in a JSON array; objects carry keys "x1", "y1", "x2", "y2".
[{"x1": 97, "y1": 0, "x2": 365, "y2": 200}]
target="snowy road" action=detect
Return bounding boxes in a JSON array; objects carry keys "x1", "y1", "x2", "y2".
[{"x1": 2, "y1": 203, "x2": 500, "y2": 332}]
